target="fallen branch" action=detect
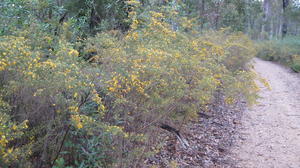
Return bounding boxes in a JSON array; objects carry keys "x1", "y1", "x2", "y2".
[{"x1": 159, "y1": 123, "x2": 190, "y2": 149}]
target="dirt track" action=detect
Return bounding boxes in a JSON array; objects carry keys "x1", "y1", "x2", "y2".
[{"x1": 233, "y1": 58, "x2": 300, "y2": 168}]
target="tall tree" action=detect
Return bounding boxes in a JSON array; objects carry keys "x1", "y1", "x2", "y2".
[
  {"x1": 199, "y1": 0, "x2": 205, "y2": 30},
  {"x1": 261, "y1": 0, "x2": 270, "y2": 39},
  {"x1": 282, "y1": 0, "x2": 290, "y2": 38}
]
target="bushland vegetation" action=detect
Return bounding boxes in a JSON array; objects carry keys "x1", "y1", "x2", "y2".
[
  {"x1": 3, "y1": 0, "x2": 299, "y2": 167},
  {"x1": 254, "y1": 0, "x2": 300, "y2": 72},
  {"x1": 256, "y1": 37, "x2": 300, "y2": 72}
]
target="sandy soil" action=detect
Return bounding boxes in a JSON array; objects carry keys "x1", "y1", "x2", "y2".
[{"x1": 233, "y1": 58, "x2": 300, "y2": 168}]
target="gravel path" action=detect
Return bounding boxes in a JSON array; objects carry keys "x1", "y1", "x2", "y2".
[{"x1": 233, "y1": 58, "x2": 300, "y2": 168}]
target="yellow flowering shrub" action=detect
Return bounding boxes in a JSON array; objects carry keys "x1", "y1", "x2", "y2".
[
  {"x1": 85, "y1": 11, "x2": 257, "y2": 121},
  {"x1": 0, "y1": 34, "x2": 110, "y2": 166},
  {"x1": 0, "y1": 2, "x2": 257, "y2": 167},
  {"x1": 79, "y1": 7, "x2": 257, "y2": 167},
  {"x1": 0, "y1": 98, "x2": 28, "y2": 166}
]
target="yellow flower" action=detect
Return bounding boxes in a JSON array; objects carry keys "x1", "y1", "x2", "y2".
[
  {"x1": 43, "y1": 60, "x2": 57, "y2": 68},
  {"x1": 12, "y1": 125, "x2": 17, "y2": 130},
  {"x1": 74, "y1": 92, "x2": 78, "y2": 98},
  {"x1": 71, "y1": 115, "x2": 83, "y2": 129},
  {"x1": 225, "y1": 97, "x2": 235, "y2": 105},
  {"x1": 126, "y1": 0, "x2": 140, "y2": 6},
  {"x1": 108, "y1": 87, "x2": 115, "y2": 92},
  {"x1": 151, "y1": 11, "x2": 164, "y2": 18},
  {"x1": 68, "y1": 49, "x2": 79, "y2": 56},
  {"x1": 131, "y1": 32, "x2": 139, "y2": 40},
  {"x1": 7, "y1": 148, "x2": 13, "y2": 154},
  {"x1": 76, "y1": 122, "x2": 83, "y2": 129},
  {"x1": 69, "y1": 106, "x2": 79, "y2": 113},
  {"x1": 27, "y1": 72, "x2": 36, "y2": 78},
  {"x1": 23, "y1": 120, "x2": 29, "y2": 129},
  {"x1": 131, "y1": 19, "x2": 139, "y2": 30}
]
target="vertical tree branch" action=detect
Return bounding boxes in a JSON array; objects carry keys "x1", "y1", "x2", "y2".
[{"x1": 51, "y1": 125, "x2": 71, "y2": 167}]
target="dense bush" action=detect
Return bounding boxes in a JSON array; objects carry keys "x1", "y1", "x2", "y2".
[
  {"x1": 256, "y1": 37, "x2": 300, "y2": 72},
  {"x1": 0, "y1": 32, "x2": 108, "y2": 167},
  {"x1": 0, "y1": 1, "x2": 258, "y2": 167}
]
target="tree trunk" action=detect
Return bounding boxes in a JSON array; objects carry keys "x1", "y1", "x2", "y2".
[
  {"x1": 246, "y1": 0, "x2": 252, "y2": 34},
  {"x1": 215, "y1": 2, "x2": 220, "y2": 30},
  {"x1": 199, "y1": 0, "x2": 205, "y2": 30},
  {"x1": 270, "y1": 18, "x2": 274, "y2": 39},
  {"x1": 261, "y1": 0, "x2": 271, "y2": 39},
  {"x1": 282, "y1": 0, "x2": 289, "y2": 38}
]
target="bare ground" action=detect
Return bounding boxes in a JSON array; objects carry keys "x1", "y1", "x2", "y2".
[{"x1": 233, "y1": 58, "x2": 300, "y2": 168}]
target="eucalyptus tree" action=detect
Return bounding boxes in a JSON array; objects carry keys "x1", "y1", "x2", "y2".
[{"x1": 282, "y1": 0, "x2": 290, "y2": 38}]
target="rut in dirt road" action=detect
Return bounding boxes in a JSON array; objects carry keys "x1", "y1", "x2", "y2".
[{"x1": 233, "y1": 58, "x2": 300, "y2": 168}]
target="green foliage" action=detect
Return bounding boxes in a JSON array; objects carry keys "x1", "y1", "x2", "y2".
[
  {"x1": 0, "y1": 0, "x2": 31, "y2": 35},
  {"x1": 64, "y1": 0, "x2": 129, "y2": 34},
  {"x1": 256, "y1": 36, "x2": 300, "y2": 72},
  {"x1": 220, "y1": 0, "x2": 246, "y2": 31},
  {"x1": 53, "y1": 158, "x2": 73, "y2": 168},
  {"x1": 291, "y1": 64, "x2": 300, "y2": 72}
]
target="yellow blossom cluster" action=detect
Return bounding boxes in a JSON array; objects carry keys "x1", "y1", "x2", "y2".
[
  {"x1": 68, "y1": 49, "x2": 79, "y2": 57},
  {"x1": 0, "y1": 99, "x2": 28, "y2": 164},
  {"x1": 126, "y1": 0, "x2": 140, "y2": 6},
  {"x1": 107, "y1": 72, "x2": 150, "y2": 98},
  {"x1": 71, "y1": 115, "x2": 83, "y2": 129}
]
